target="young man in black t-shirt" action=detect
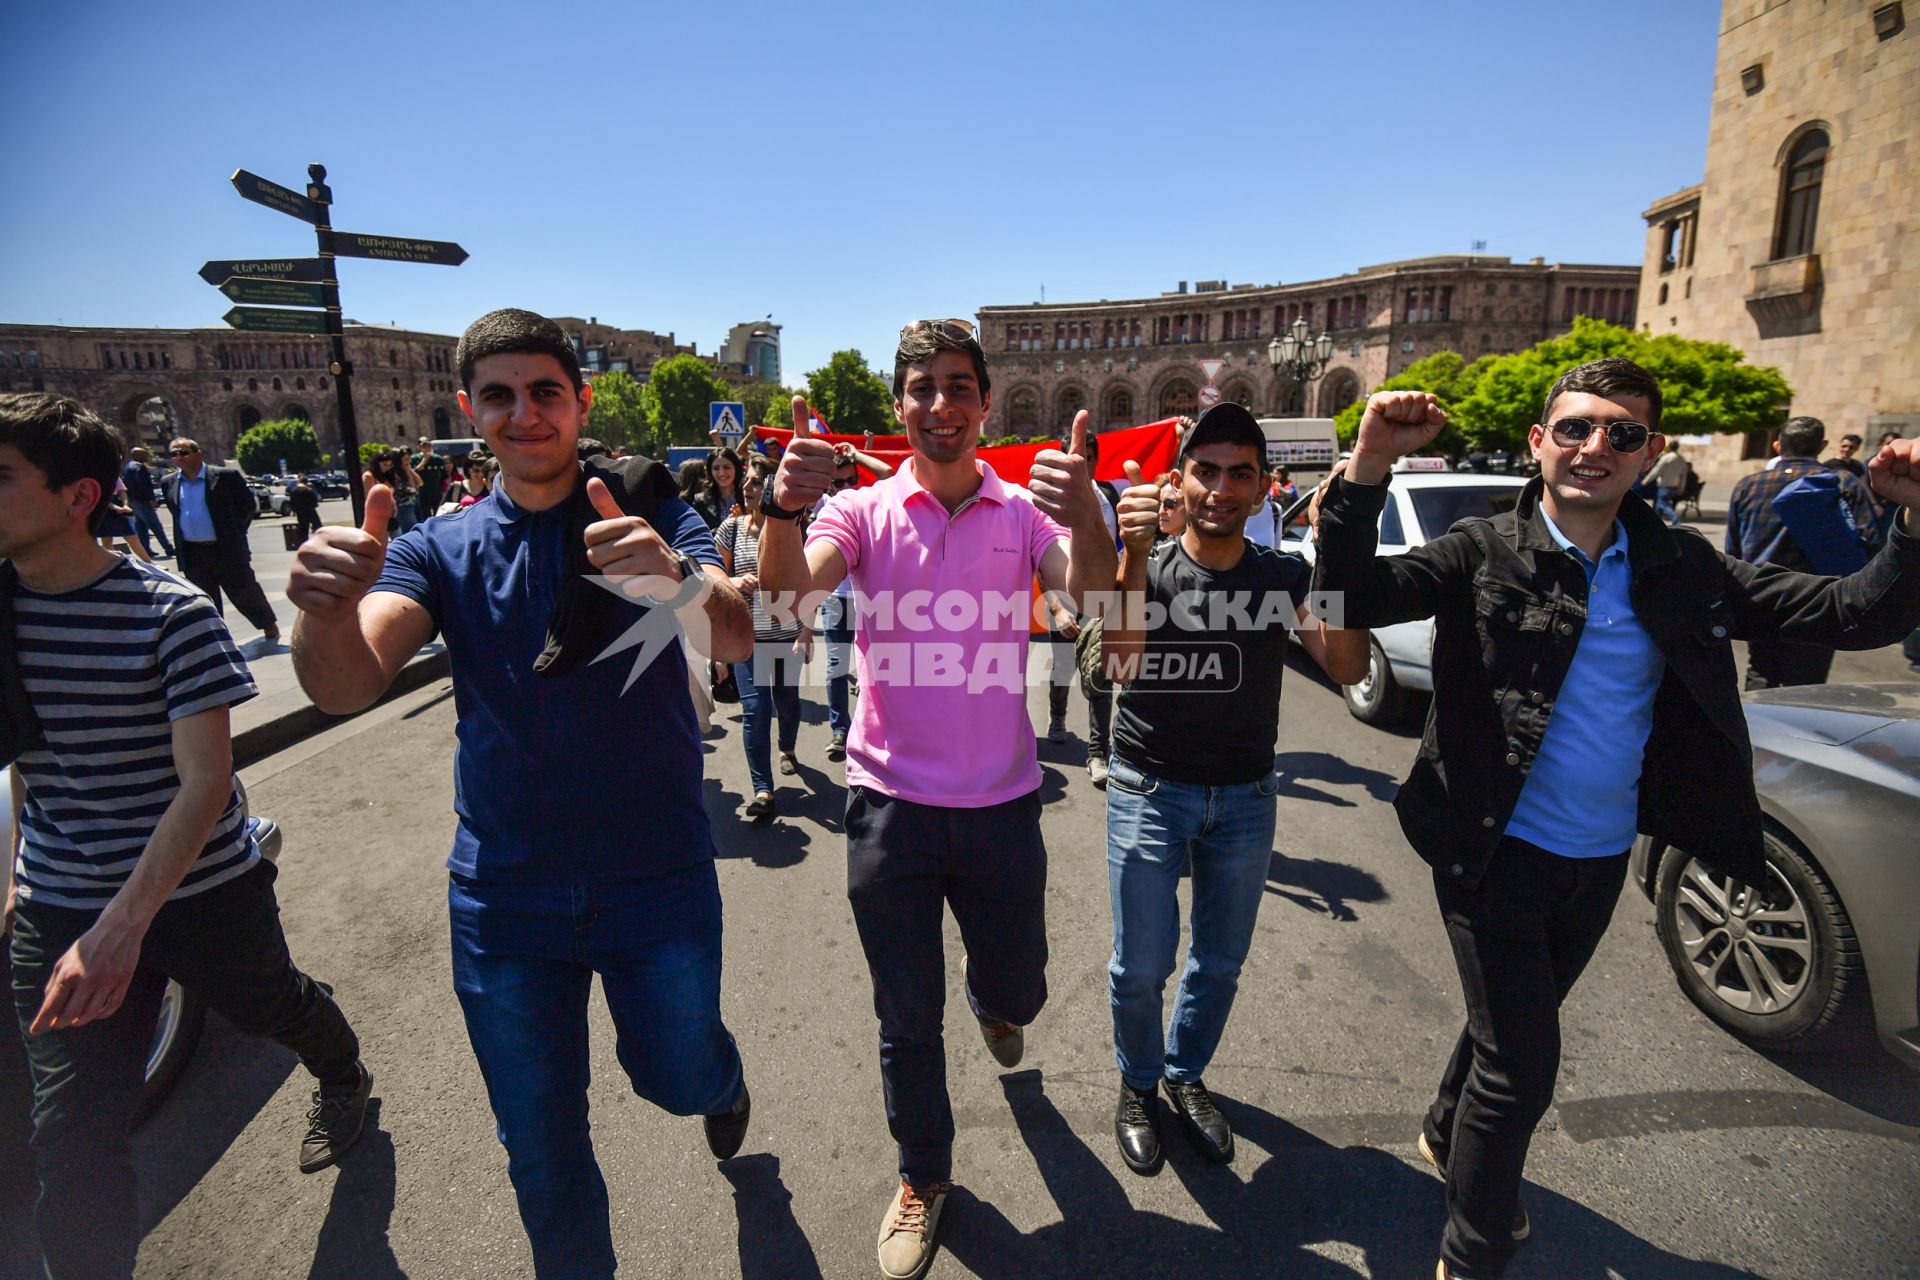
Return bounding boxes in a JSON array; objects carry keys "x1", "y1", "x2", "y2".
[{"x1": 1097, "y1": 403, "x2": 1367, "y2": 1173}]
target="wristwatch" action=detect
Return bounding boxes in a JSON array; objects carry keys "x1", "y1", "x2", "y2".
[
  {"x1": 760, "y1": 491, "x2": 805, "y2": 521},
  {"x1": 671, "y1": 551, "x2": 701, "y2": 584}
]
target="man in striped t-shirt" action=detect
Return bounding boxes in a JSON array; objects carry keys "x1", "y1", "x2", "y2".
[{"x1": 1, "y1": 393, "x2": 369, "y2": 1280}]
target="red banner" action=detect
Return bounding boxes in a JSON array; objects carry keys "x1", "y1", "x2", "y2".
[{"x1": 747, "y1": 418, "x2": 1181, "y2": 487}]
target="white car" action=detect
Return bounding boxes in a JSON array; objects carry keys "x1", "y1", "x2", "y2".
[{"x1": 1279, "y1": 468, "x2": 1530, "y2": 724}]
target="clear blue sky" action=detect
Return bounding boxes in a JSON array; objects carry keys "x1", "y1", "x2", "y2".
[{"x1": 1, "y1": 0, "x2": 1719, "y2": 386}]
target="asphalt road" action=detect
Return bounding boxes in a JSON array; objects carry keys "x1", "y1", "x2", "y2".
[{"x1": 3, "y1": 641, "x2": 1912, "y2": 1280}]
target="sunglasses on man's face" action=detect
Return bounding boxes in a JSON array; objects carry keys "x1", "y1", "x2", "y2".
[
  {"x1": 169, "y1": 449, "x2": 197, "y2": 457},
  {"x1": 899, "y1": 318, "x2": 977, "y2": 343},
  {"x1": 830, "y1": 475, "x2": 860, "y2": 490},
  {"x1": 1546, "y1": 417, "x2": 1652, "y2": 454}
]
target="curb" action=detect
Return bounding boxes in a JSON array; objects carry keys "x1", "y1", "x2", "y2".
[{"x1": 232, "y1": 651, "x2": 452, "y2": 769}]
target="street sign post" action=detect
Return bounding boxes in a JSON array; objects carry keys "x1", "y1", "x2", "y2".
[
  {"x1": 224, "y1": 306, "x2": 330, "y2": 335},
  {"x1": 205, "y1": 163, "x2": 468, "y2": 524},
  {"x1": 219, "y1": 277, "x2": 327, "y2": 308},
  {"x1": 710, "y1": 401, "x2": 747, "y2": 439},
  {"x1": 198, "y1": 257, "x2": 327, "y2": 286},
  {"x1": 231, "y1": 169, "x2": 323, "y2": 224},
  {"x1": 1198, "y1": 385, "x2": 1222, "y2": 409},
  {"x1": 1199, "y1": 358, "x2": 1226, "y2": 385},
  {"x1": 332, "y1": 233, "x2": 469, "y2": 266}
]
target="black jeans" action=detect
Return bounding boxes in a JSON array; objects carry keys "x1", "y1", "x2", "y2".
[
  {"x1": 1045, "y1": 627, "x2": 1111, "y2": 761},
  {"x1": 1424, "y1": 836, "x2": 1628, "y2": 1279},
  {"x1": 9, "y1": 860, "x2": 358, "y2": 1280},
  {"x1": 845, "y1": 786, "x2": 1048, "y2": 1187},
  {"x1": 177, "y1": 536, "x2": 278, "y2": 633},
  {"x1": 1744, "y1": 635, "x2": 1835, "y2": 690}
]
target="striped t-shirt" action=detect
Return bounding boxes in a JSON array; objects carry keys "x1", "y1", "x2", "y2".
[
  {"x1": 716, "y1": 514, "x2": 799, "y2": 641},
  {"x1": 12, "y1": 557, "x2": 259, "y2": 909}
]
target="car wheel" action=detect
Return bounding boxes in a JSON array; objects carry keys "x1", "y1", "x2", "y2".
[
  {"x1": 131, "y1": 979, "x2": 207, "y2": 1126},
  {"x1": 1344, "y1": 637, "x2": 1409, "y2": 725},
  {"x1": 1653, "y1": 829, "x2": 1872, "y2": 1053}
]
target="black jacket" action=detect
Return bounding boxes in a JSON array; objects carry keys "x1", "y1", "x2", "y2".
[
  {"x1": 1310, "y1": 474, "x2": 1920, "y2": 887},
  {"x1": 160, "y1": 464, "x2": 255, "y2": 543},
  {"x1": 532, "y1": 454, "x2": 681, "y2": 678}
]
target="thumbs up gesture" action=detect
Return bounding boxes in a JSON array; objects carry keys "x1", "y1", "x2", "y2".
[
  {"x1": 287, "y1": 471, "x2": 395, "y2": 619},
  {"x1": 771, "y1": 395, "x2": 836, "y2": 511},
  {"x1": 1029, "y1": 409, "x2": 1100, "y2": 530},
  {"x1": 583, "y1": 476, "x2": 680, "y2": 585},
  {"x1": 1114, "y1": 459, "x2": 1161, "y2": 553}
]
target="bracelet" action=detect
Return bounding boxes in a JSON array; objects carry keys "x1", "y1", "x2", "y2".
[{"x1": 760, "y1": 493, "x2": 805, "y2": 521}]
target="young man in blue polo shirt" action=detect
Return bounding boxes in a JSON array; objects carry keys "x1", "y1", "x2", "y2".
[
  {"x1": 288, "y1": 309, "x2": 756, "y2": 1280},
  {"x1": 1312, "y1": 358, "x2": 1920, "y2": 1280}
]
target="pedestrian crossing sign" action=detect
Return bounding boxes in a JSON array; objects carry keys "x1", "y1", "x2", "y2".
[{"x1": 710, "y1": 401, "x2": 747, "y2": 439}]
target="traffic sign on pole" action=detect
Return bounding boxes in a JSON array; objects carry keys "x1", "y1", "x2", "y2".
[
  {"x1": 219, "y1": 277, "x2": 328, "y2": 307},
  {"x1": 710, "y1": 401, "x2": 747, "y2": 439},
  {"x1": 224, "y1": 306, "x2": 330, "y2": 335},
  {"x1": 198, "y1": 257, "x2": 328, "y2": 286},
  {"x1": 1199, "y1": 358, "x2": 1226, "y2": 385},
  {"x1": 332, "y1": 232, "x2": 469, "y2": 266},
  {"x1": 231, "y1": 169, "x2": 324, "y2": 224},
  {"x1": 1197, "y1": 385, "x2": 1222, "y2": 409}
]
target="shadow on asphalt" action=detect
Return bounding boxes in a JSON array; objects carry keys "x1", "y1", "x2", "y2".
[
  {"x1": 1272, "y1": 750, "x2": 1401, "y2": 806},
  {"x1": 722, "y1": 1152, "x2": 824, "y2": 1280},
  {"x1": 1264, "y1": 854, "x2": 1388, "y2": 923},
  {"x1": 938, "y1": 1070, "x2": 1764, "y2": 1280},
  {"x1": 1754, "y1": 1047, "x2": 1920, "y2": 1126},
  {"x1": 308, "y1": 1098, "x2": 404, "y2": 1279}
]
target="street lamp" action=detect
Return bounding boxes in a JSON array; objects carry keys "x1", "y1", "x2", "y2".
[{"x1": 1267, "y1": 316, "x2": 1335, "y2": 417}]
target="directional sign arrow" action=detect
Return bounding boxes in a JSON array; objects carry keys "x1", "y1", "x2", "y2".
[
  {"x1": 198, "y1": 257, "x2": 328, "y2": 286},
  {"x1": 219, "y1": 277, "x2": 328, "y2": 308},
  {"x1": 332, "y1": 232, "x2": 469, "y2": 266},
  {"x1": 224, "y1": 306, "x2": 330, "y2": 335},
  {"x1": 231, "y1": 168, "x2": 323, "y2": 224}
]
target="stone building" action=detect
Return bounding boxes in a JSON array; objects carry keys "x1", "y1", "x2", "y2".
[
  {"x1": 976, "y1": 255, "x2": 1639, "y2": 439},
  {"x1": 0, "y1": 321, "x2": 461, "y2": 464},
  {"x1": 1638, "y1": 0, "x2": 1917, "y2": 489},
  {"x1": 550, "y1": 316, "x2": 697, "y2": 379}
]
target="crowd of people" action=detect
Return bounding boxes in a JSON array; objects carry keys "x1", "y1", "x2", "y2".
[{"x1": 3, "y1": 308, "x2": 1919, "y2": 1280}]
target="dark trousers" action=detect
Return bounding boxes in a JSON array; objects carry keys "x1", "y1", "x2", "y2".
[
  {"x1": 127, "y1": 501, "x2": 173, "y2": 557},
  {"x1": 1744, "y1": 636, "x2": 1835, "y2": 690},
  {"x1": 9, "y1": 860, "x2": 358, "y2": 1280},
  {"x1": 1046, "y1": 628, "x2": 1111, "y2": 761},
  {"x1": 177, "y1": 536, "x2": 278, "y2": 633},
  {"x1": 292, "y1": 508, "x2": 321, "y2": 542},
  {"x1": 845, "y1": 786, "x2": 1049, "y2": 1187},
  {"x1": 1424, "y1": 836, "x2": 1628, "y2": 1279}
]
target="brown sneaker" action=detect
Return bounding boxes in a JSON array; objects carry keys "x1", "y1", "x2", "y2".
[
  {"x1": 961, "y1": 954, "x2": 1024, "y2": 1068},
  {"x1": 877, "y1": 1178, "x2": 948, "y2": 1280}
]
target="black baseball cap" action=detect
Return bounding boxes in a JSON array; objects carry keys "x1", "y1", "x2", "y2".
[{"x1": 1178, "y1": 402, "x2": 1267, "y2": 462}]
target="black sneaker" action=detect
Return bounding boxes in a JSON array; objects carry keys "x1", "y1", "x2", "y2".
[
  {"x1": 300, "y1": 1061, "x2": 372, "y2": 1174},
  {"x1": 778, "y1": 752, "x2": 799, "y2": 776},
  {"x1": 705, "y1": 1083, "x2": 751, "y2": 1160},
  {"x1": 1114, "y1": 1083, "x2": 1162, "y2": 1174},
  {"x1": 827, "y1": 732, "x2": 847, "y2": 762},
  {"x1": 1163, "y1": 1078, "x2": 1233, "y2": 1162},
  {"x1": 744, "y1": 792, "x2": 776, "y2": 822}
]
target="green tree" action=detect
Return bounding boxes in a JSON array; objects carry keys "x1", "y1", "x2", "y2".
[
  {"x1": 587, "y1": 369, "x2": 650, "y2": 452},
  {"x1": 729, "y1": 380, "x2": 800, "y2": 430},
  {"x1": 1452, "y1": 317, "x2": 1792, "y2": 452},
  {"x1": 643, "y1": 355, "x2": 734, "y2": 449},
  {"x1": 235, "y1": 418, "x2": 321, "y2": 474},
  {"x1": 803, "y1": 350, "x2": 895, "y2": 436}
]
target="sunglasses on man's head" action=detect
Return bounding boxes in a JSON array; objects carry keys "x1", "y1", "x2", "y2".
[
  {"x1": 899, "y1": 318, "x2": 977, "y2": 343},
  {"x1": 1546, "y1": 417, "x2": 1652, "y2": 454}
]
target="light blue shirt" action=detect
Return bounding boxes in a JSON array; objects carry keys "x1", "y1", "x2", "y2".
[
  {"x1": 176, "y1": 473, "x2": 215, "y2": 542},
  {"x1": 1504, "y1": 511, "x2": 1665, "y2": 859}
]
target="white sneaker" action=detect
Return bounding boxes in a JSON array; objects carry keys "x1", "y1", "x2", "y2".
[{"x1": 877, "y1": 1178, "x2": 947, "y2": 1280}]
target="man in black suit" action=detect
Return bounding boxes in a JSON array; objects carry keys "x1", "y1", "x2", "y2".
[{"x1": 159, "y1": 437, "x2": 280, "y2": 643}]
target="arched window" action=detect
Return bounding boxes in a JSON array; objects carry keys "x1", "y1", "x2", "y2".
[
  {"x1": 1056, "y1": 386, "x2": 1086, "y2": 434},
  {"x1": 1105, "y1": 388, "x2": 1134, "y2": 428},
  {"x1": 1774, "y1": 129, "x2": 1827, "y2": 259},
  {"x1": 1008, "y1": 387, "x2": 1040, "y2": 432},
  {"x1": 1159, "y1": 379, "x2": 1197, "y2": 420}
]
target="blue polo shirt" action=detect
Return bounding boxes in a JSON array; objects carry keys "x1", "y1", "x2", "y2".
[
  {"x1": 1504, "y1": 512, "x2": 1665, "y2": 859},
  {"x1": 372, "y1": 478, "x2": 722, "y2": 885}
]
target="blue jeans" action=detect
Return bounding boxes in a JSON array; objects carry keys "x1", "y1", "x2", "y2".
[
  {"x1": 1653, "y1": 485, "x2": 1679, "y2": 524},
  {"x1": 449, "y1": 862, "x2": 743, "y2": 1280},
  {"x1": 737, "y1": 643, "x2": 802, "y2": 796},
  {"x1": 819, "y1": 595, "x2": 856, "y2": 735},
  {"x1": 1105, "y1": 755, "x2": 1280, "y2": 1091},
  {"x1": 128, "y1": 499, "x2": 173, "y2": 556}
]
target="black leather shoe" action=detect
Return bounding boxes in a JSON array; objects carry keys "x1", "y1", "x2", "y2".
[
  {"x1": 1163, "y1": 1078, "x2": 1233, "y2": 1162},
  {"x1": 704, "y1": 1083, "x2": 751, "y2": 1160},
  {"x1": 1114, "y1": 1083, "x2": 1162, "y2": 1174}
]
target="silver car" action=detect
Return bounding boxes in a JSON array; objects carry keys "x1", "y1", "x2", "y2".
[{"x1": 1630, "y1": 682, "x2": 1920, "y2": 1069}]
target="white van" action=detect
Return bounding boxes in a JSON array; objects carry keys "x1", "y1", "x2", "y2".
[{"x1": 1255, "y1": 417, "x2": 1340, "y2": 478}]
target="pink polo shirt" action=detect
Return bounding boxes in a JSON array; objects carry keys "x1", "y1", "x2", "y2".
[{"x1": 807, "y1": 458, "x2": 1066, "y2": 808}]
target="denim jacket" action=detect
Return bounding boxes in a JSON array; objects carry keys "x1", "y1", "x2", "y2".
[{"x1": 1310, "y1": 474, "x2": 1920, "y2": 887}]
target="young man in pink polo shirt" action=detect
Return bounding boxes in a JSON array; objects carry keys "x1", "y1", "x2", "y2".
[{"x1": 760, "y1": 319, "x2": 1115, "y2": 1280}]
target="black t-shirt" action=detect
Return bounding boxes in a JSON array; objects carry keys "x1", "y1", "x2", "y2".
[{"x1": 1111, "y1": 537, "x2": 1314, "y2": 785}]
